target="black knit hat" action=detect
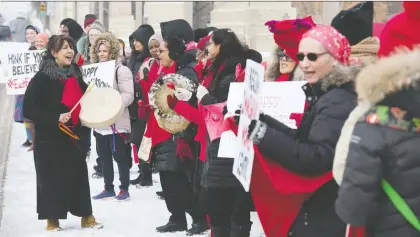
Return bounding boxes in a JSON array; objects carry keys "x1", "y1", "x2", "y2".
[{"x1": 331, "y1": 1, "x2": 374, "y2": 46}]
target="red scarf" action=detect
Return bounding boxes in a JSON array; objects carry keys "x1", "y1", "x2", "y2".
[
  {"x1": 144, "y1": 62, "x2": 193, "y2": 160},
  {"x1": 61, "y1": 76, "x2": 83, "y2": 125},
  {"x1": 275, "y1": 74, "x2": 291, "y2": 82}
]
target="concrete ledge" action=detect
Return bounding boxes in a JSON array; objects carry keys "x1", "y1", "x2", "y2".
[{"x1": 0, "y1": 84, "x2": 15, "y2": 228}]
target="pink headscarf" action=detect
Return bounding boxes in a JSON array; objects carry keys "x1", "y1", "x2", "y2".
[{"x1": 302, "y1": 25, "x2": 359, "y2": 65}]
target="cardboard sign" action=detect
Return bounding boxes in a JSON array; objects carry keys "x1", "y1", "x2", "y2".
[
  {"x1": 82, "y1": 60, "x2": 115, "y2": 88},
  {"x1": 3, "y1": 46, "x2": 44, "y2": 95},
  {"x1": 233, "y1": 59, "x2": 265, "y2": 192},
  {"x1": 218, "y1": 81, "x2": 307, "y2": 159},
  {"x1": 138, "y1": 136, "x2": 152, "y2": 162}
]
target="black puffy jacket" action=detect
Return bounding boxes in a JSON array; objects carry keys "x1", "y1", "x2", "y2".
[
  {"x1": 200, "y1": 56, "x2": 246, "y2": 189},
  {"x1": 254, "y1": 64, "x2": 361, "y2": 237},
  {"x1": 336, "y1": 49, "x2": 420, "y2": 237},
  {"x1": 153, "y1": 52, "x2": 199, "y2": 172}
]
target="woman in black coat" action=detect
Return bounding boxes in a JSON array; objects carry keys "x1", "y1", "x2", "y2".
[
  {"x1": 194, "y1": 29, "x2": 254, "y2": 237},
  {"x1": 247, "y1": 26, "x2": 361, "y2": 237},
  {"x1": 336, "y1": 49, "x2": 420, "y2": 237},
  {"x1": 23, "y1": 35, "x2": 102, "y2": 231}
]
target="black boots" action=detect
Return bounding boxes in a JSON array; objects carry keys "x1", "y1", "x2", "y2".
[
  {"x1": 130, "y1": 161, "x2": 153, "y2": 186},
  {"x1": 186, "y1": 221, "x2": 210, "y2": 236},
  {"x1": 156, "y1": 221, "x2": 187, "y2": 233}
]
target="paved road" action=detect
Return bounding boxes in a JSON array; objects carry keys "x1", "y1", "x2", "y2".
[{"x1": 0, "y1": 84, "x2": 14, "y2": 229}]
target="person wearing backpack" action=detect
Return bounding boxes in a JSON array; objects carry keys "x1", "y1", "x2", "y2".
[
  {"x1": 89, "y1": 32, "x2": 134, "y2": 201},
  {"x1": 335, "y1": 2, "x2": 420, "y2": 236}
]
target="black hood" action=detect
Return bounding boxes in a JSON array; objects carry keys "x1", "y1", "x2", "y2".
[
  {"x1": 129, "y1": 24, "x2": 155, "y2": 50},
  {"x1": 132, "y1": 27, "x2": 154, "y2": 50},
  {"x1": 160, "y1": 19, "x2": 194, "y2": 43},
  {"x1": 64, "y1": 19, "x2": 84, "y2": 42}
]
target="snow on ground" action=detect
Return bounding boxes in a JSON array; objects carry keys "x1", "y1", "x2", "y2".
[{"x1": 0, "y1": 123, "x2": 265, "y2": 237}]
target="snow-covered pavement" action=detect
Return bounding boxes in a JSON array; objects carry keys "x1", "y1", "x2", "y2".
[{"x1": 0, "y1": 123, "x2": 264, "y2": 237}]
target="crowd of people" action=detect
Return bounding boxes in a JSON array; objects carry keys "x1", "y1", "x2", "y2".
[{"x1": 13, "y1": 1, "x2": 420, "y2": 236}]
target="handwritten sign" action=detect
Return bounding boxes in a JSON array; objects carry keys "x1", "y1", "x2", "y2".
[
  {"x1": 218, "y1": 81, "x2": 307, "y2": 159},
  {"x1": 232, "y1": 60, "x2": 264, "y2": 192},
  {"x1": 4, "y1": 49, "x2": 44, "y2": 95},
  {"x1": 82, "y1": 60, "x2": 115, "y2": 88},
  {"x1": 0, "y1": 42, "x2": 31, "y2": 84}
]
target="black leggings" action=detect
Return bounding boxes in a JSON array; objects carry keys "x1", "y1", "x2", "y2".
[{"x1": 206, "y1": 187, "x2": 252, "y2": 228}]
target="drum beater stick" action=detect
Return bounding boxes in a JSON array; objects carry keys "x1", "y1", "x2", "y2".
[{"x1": 69, "y1": 80, "x2": 96, "y2": 114}]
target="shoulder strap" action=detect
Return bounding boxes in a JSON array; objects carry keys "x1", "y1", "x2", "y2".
[
  {"x1": 115, "y1": 66, "x2": 121, "y2": 84},
  {"x1": 382, "y1": 179, "x2": 420, "y2": 232}
]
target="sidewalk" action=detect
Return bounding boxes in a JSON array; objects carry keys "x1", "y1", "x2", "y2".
[{"x1": 0, "y1": 123, "x2": 264, "y2": 237}]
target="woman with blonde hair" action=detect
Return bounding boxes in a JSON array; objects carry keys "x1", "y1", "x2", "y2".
[{"x1": 90, "y1": 31, "x2": 134, "y2": 201}]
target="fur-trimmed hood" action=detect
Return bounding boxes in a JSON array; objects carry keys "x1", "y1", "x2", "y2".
[
  {"x1": 355, "y1": 48, "x2": 420, "y2": 105},
  {"x1": 266, "y1": 46, "x2": 305, "y2": 82},
  {"x1": 90, "y1": 32, "x2": 120, "y2": 63},
  {"x1": 313, "y1": 63, "x2": 363, "y2": 92}
]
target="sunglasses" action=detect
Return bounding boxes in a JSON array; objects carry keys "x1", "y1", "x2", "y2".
[
  {"x1": 278, "y1": 51, "x2": 293, "y2": 62},
  {"x1": 296, "y1": 52, "x2": 328, "y2": 62}
]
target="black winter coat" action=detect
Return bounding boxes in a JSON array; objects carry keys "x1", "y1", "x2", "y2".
[
  {"x1": 200, "y1": 56, "x2": 246, "y2": 189},
  {"x1": 255, "y1": 64, "x2": 361, "y2": 237},
  {"x1": 153, "y1": 52, "x2": 199, "y2": 172},
  {"x1": 23, "y1": 59, "x2": 92, "y2": 219},
  {"x1": 336, "y1": 49, "x2": 420, "y2": 237}
]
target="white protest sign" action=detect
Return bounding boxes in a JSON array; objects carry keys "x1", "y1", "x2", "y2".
[
  {"x1": 81, "y1": 60, "x2": 115, "y2": 88},
  {"x1": 3, "y1": 46, "x2": 44, "y2": 95},
  {"x1": 218, "y1": 81, "x2": 307, "y2": 159},
  {"x1": 233, "y1": 59, "x2": 264, "y2": 192},
  {"x1": 0, "y1": 42, "x2": 31, "y2": 84}
]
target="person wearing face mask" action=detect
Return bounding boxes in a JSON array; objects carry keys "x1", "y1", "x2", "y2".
[
  {"x1": 90, "y1": 32, "x2": 134, "y2": 201},
  {"x1": 244, "y1": 24, "x2": 363, "y2": 237},
  {"x1": 22, "y1": 34, "x2": 102, "y2": 231}
]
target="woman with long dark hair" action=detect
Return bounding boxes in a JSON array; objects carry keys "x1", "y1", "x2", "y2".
[
  {"x1": 23, "y1": 35, "x2": 102, "y2": 231},
  {"x1": 196, "y1": 29, "x2": 253, "y2": 237}
]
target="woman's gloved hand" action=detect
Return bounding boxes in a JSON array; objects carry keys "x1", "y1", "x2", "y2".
[
  {"x1": 137, "y1": 100, "x2": 149, "y2": 119},
  {"x1": 248, "y1": 119, "x2": 268, "y2": 145},
  {"x1": 196, "y1": 85, "x2": 209, "y2": 101},
  {"x1": 167, "y1": 95, "x2": 179, "y2": 109},
  {"x1": 174, "y1": 87, "x2": 193, "y2": 101}
]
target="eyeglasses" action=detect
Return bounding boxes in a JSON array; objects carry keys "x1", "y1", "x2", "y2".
[
  {"x1": 296, "y1": 52, "x2": 328, "y2": 62},
  {"x1": 278, "y1": 51, "x2": 293, "y2": 62}
]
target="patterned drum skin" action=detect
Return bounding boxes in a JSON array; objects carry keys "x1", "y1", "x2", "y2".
[
  {"x1": 148, "y1": 73, "x2": 196, "y2": 134},
  {"x1": 79, "y1": 87, "x2": 124, "y2": 129}
]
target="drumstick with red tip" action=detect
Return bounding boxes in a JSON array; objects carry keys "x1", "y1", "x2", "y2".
[
  {"x1": 69, "y1": 80, "x2": 96, "y2": 114},
  {"x1": 167, "y1": 82, "x2": 175, "y2": 90}
]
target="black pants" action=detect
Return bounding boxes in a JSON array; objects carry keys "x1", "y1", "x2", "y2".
[
  {"x1": 159, "y1": 171, "x2": 206, "y2": 224},
  {"x1": 96, "y1": 132, "x2": 131, "y2": 191},
  {"x1": 206, "y1": 187, "x2": 252, "y2": 228}
]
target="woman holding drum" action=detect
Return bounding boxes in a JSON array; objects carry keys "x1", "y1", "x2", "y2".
[
  {"x1": 22, "y1": 35, "x2": 102, "y2": 231},
  {"x1": 90, "y1": 32, "x2": 135, "y2": 201}
]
